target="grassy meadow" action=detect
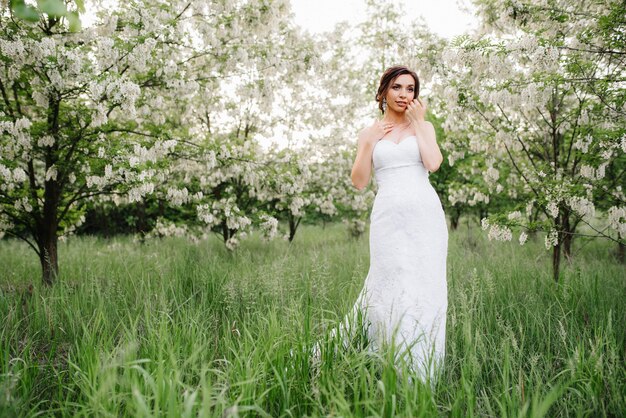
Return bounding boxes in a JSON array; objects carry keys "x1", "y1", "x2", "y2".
[{"x1": 0, "y1": 221, "x2": 624, "y2": 417}]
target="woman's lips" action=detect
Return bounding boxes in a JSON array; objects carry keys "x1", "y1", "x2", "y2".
[{"x1": 395, "y1": 101, "x2": 407, "y2": 106}]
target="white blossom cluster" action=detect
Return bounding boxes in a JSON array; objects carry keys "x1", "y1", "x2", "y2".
[
  {"x1": 507, "y1": 211, "x2": 522, "y2": 221},
  {"x1": 546, "y1": 199, "x2": 560, "y2": 219},
  {"x1": 0, "y1": 214, "x2": 11, "y2": 239},
  {"x1": 195, "y1": 193, "x2": 253, "y2": 249},
  {"x1": 545, "y1": 229, "x2": 559, "y2": 249},
  {"x1": 0, "y1": 117, "x2": 32, "y2": 159},
  {"x1": 166, "y1": 187, "x2": 203, "y2": 207},
  {"x1": 146, "y1": 218, "x2": 189, "y2": 239},
  {"x1": 13, "y1": 197, "x2": 33, "y2": 213},
  {"x1": 573, "y1": 134, "x2": 593, "y2": 153},
  {"x1": 607, "y1": 207, "x2": 626, "y2": 239},
  {"x1": 288, "y1": 196, "x2": 307, "y2": 217},
  {"x1": 225, "y1": 236, "x2": 240, "y2": 251},
  {"x1": 0, "y1": 165, "x2": 27, "y2": 192},
  {"x1": 484, "y1": 166, "x2": 500, "y2": 185},
  {"x1": 344, "y1": 218, "x2": 366, "y2": 238},
  {"x1": 518, "y1": 232, "x2": 528, "y2": 246},
  {"x1": 258, "y1": 214, "x2": 279, "y2": 241},
  {"x1": 567, "y1": 197, "x2": 595, "y2": 221},
  {"x1": 448, "y1": 185, "x2": 490, "y2": 207},
  {"x1": 481, "y1": 218, "x2": 513, "y2": 242},
  {"x1": 579, "y1": 163, "x2": 607, "y2": 181}
]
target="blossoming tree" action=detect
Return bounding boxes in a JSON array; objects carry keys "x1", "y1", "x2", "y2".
[
  {"x1": 435, "y1": 0, "x2": 625, "y2": 281},
  {"x1": 0, "y1": 0, "x2": 312, "y2": 283}
]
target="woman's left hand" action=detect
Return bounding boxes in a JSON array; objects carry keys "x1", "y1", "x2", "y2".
[{"x1": 406, "y1": 98, "x2": 426, "y2": 124}]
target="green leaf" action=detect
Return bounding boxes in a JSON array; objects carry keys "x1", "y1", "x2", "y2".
[
  {"x1": 11, "y1": 0, "x2": 40, "y2": 22},
  {"x1": 74, "y1": 0, "x2": 86, "y2": 13},
  {"x1": 37, "y1": 0, "x2": 68, "y2": 17},
  {"x1": 67, "y1": 11, "x2": 82, "y2": 32}
]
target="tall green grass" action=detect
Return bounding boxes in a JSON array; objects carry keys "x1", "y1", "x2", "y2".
[{"x1": 0, "y1": 222, "x2": 624, "y2": 417}]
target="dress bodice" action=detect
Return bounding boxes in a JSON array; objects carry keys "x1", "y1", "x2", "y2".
[{"x1": 372, "y1": 136, "x2": 429, "y2": 193}]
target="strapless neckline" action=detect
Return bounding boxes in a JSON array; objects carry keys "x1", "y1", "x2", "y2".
[{"x1": 376, "y1": 135, "x2": 417, "y2": 147}]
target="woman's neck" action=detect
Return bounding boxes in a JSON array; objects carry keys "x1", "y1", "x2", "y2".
[{"x1": 382, "y1": 110, "x2": 408, "y2": 124}]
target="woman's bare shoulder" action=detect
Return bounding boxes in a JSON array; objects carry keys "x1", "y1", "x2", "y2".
[{"x1": 358, "y1": 121, "x2": 377, "y2": 136}]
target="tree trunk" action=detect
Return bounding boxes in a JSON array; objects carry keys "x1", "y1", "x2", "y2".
[
  {"x1": 136, "y1": 200, "x2": 147, "y2": 234},
  {"x1": 450, "y1": 209, "x2": 460, "y2": 230},
  {"x1": 220, "y1": 220, "x2": 237, "y2": 245},
  {"x1": 221, "y1": 221, "x2": 230, "y2": 243},
  {"x1": 562, "y1": 210, "x2": 574, "y2": 260},
  {"x1": 617, "y1": 241, "x2": 625, "y2": 264},
  {"x1": 552, "y1": 241, "x2": 561, "y2": 283},
  {"x1": 39, "y1": 168, "x2": 60, "y2": 285},
  {"x1": 288, "y1": 214, "x2": 301, "y2": 242},
  {"x1": 39, "y1": 234, "x2": 59, "y2": 286},
  {"x1": 550, "y1": 214, "x2": 564, "y2": 283},
  {"x1": 38, "y1": 200, "x2": 59, "y2": 285}
]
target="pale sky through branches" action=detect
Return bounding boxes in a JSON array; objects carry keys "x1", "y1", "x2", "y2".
[
  {"x1": 290, "y1": 0, "x2": 478, "y2": 39},
  {"x1": 80, "y1": 1, "x2": 479, "y2": 150}
]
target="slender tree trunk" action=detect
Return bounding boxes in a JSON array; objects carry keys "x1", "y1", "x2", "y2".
[
  {"x1": 288, "y1": 214, "x2": 301, "y2": 242},
  {"x1": 552, "y1": 242, "x2": 561, "y2": 283},
  {"x1": 37, "y1": 90, "x2": 62, "y2": 285},
  {"x1": 136, "y1": 200, "x2": 147, "y2": 234},
  {"x1": 38, "y1": 200, "x2": 59, "y2": 285},
  {"x1": 38, "y1": 159, "x2": 60, "y2": 284},
  {"x1": 221, "y1": 221, "x2": 230, "y2": 243},
  {"x1": 562, "y1": 233, "x2": 573, "y2": 260},
  {"x1": 158, "y1": 199, "x2": 165, "y2": 217},
  {"x1": 101, "y1": 206, "x2": 111, "y2": 238},
  {"x1": 617, "y1": 241, "x2": 625, "y2": 264},
  {"x1": 450, "y1": 209, "x2": 460, "y2": 230},
  {"x1": 220, "y1": 220, "x2": 237, "y2": 245},
  {"x1": 562, "y1": 210, "x2": 574, "y2": 260},
  {"x1": 479, "y1": 208, "x2": 488, "y2": 226},
  {"x1": 551, "y1": 215, "x2": 563, "y2": 283},
  {"x1": 38, "y1": 233, "x2": 59, "y2": 286}
]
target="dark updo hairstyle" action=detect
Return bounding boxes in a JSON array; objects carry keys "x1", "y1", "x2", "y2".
[{"x1": 375, "y1": 65, "x2": 420, "y2": 114}]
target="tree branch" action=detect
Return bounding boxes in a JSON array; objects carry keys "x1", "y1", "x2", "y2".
[
  {"x1": 471, "y1": 104, "x2": 546, "y2": 216},
  {"x1": 0, "y1": 77, "x2": 15, "y2": 119},
  {"x1": 3, "y1": 229, "x2": 41, "y2": 257}
]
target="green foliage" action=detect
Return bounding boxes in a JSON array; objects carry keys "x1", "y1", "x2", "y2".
[{"x1": 9, "y1": 0, "x2": 82, "y2": 31}]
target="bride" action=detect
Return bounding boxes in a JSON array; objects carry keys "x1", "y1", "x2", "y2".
[{"x1": 328, "y1": 65, "x2": 449, "y2": 385}]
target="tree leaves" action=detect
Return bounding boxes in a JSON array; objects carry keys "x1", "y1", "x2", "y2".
[
  {"x1": 36, "y1": 0, "x2": 67, "y2": 17},
  {"x1": 9, "y1": 0, "x2": 39, "y2": 22},
  {"x1": 9, "y1": 0, "x2": 82, "y2": 32}
]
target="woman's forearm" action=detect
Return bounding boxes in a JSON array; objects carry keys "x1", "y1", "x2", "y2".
[
  {"x1": 411, "y1": 120, "x2": 443, "y2": 172},
  {"x1": 351, "y1": 140, "x2": 375, "y2": 190}
]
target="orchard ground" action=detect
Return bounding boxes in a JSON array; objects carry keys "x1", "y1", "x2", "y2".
[{"x1": 1, "y1": 221, "x2": 624, "y2": 417}]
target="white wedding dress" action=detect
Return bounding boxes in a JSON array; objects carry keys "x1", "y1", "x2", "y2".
[{"x1": 328, "y1": 135, "x2": 448, "y2": 384}]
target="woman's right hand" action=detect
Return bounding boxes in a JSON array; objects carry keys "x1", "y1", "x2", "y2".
[{"x1": 358, "y1": 120, "x2": 394, "y2": 145}]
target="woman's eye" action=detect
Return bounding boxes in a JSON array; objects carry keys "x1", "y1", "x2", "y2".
[{"x1": 392, "y1": 86, "x2": 400, "y2": 90}]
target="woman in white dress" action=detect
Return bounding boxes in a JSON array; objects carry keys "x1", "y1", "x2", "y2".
[{"x1": 345, "y1": 65, "x2": 449, "y2": 384}]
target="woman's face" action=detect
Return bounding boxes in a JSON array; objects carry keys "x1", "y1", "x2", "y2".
[{"x1": 384, "y1": 74, "x2": 416, "y2": 113}]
